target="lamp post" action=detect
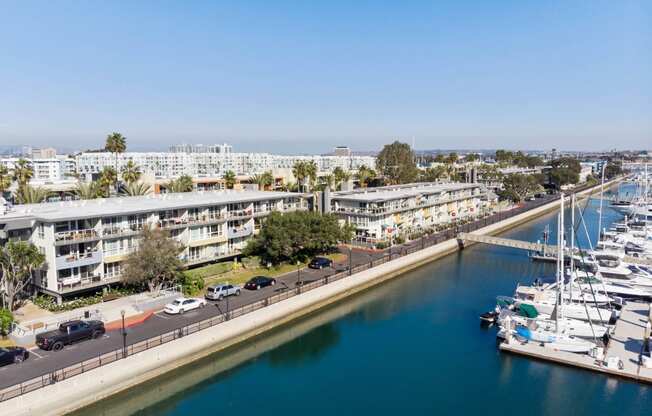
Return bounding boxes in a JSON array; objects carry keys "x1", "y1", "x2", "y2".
[
  {"x1": 348, "y1": 240, "x2": 353, "y2": 276},
  {"x1": 120, "y1": 310, "x2": 127, "y2": 358},
  {"x1": 296, "y1": 261, "x2": 301, "y2": 293},
  {"x1": 225, "y1": 286, "x2": 230, "y2": 320}
]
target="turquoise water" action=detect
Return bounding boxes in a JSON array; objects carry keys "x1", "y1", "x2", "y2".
[{"x1": 75, "y1": 192, "x2": 651, "y2": 416}]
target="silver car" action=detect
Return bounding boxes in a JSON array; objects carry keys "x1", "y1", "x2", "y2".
[{"x1": 205, "y1": 283, "x2": 241, "y2": 300}]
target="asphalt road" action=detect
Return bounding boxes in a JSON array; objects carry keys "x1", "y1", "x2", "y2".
[{"x1": 0, "y1": 194, "x2": 560, "y2": 391}]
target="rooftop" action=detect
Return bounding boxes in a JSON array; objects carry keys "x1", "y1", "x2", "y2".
[
  {"x1": 332, "y1": 182, "x2": 481, "y2": 203},
  {"x1": 0, "y1": 190, "x2": 307, "y2": 222}
]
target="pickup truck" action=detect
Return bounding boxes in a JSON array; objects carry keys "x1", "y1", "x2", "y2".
[{"x1": 35, "y1": 320, "x2": 105, "y2": 351}]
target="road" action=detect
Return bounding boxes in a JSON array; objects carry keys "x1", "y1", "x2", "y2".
[{"x1": 0, "y1": 193, "x2": 561, "y2": 391}]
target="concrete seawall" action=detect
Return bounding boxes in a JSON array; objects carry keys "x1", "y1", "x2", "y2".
[{"x1": 0, "y1": 180, "x2": 619, "y2": 416}]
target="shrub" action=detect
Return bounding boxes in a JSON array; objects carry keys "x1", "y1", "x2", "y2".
[
  {"x1": 33, "y1": 287, "x2": 137, "y2": 312},
  {"x1": 180, "y1": 273, "x2": 205, "y2": 296},
  {"x1": 394, "y1": 235, "x2": 406, "y2": 245},
  {"x1": 0, "y1": 309, "x2": 13, "y2": 336}
]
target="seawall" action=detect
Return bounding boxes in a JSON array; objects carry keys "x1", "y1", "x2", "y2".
[{"x1": 0, "y1": 179, "x2": 619, "y2": 416}]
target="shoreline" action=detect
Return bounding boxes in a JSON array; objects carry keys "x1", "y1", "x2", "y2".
[{"x1": 0, "y1": 179, "x2": 620, "y2": 416}]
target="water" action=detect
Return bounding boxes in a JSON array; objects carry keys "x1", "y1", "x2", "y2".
[{"x1": 74, "y1": 191, "x2": 651, "y2": 416}]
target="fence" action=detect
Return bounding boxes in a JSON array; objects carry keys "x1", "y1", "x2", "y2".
[{"x1": 0, "y1": 185, "x2": 604, "y2": 403}]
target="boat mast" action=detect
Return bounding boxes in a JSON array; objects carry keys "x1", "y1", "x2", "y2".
[
  {"x1": 557, "y1": 195, "x2": 565, "y2": 329},
  {"x1": 569, "y1": 193, "x2": 575, "y2": 302},
  {"x1": 597, "y1": 161, "x2": 606, "y2": 244}
]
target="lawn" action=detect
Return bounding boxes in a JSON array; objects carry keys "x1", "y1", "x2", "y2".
[{"x1": 196, "y1": 253, "x2": 347, "y2": 292}]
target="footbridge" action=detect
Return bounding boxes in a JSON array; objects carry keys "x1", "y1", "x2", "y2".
[{"x1": 457, "y1": 232, "x2": 556, "y2": 255}]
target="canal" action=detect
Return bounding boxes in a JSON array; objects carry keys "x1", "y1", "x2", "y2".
[{"x1": 73, "y1": 191, "x2": 651, "y2": 416}]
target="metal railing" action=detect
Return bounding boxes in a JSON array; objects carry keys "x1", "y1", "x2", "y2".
[{"x1": 0, "y1": 183, "x2": 609, "y2": 403}]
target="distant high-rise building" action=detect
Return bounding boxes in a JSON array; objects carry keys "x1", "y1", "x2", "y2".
[
  {"x1": 334, "y1": 146, "x2": 351, "y2": 157},
  {"x1": 169, "y1": 143, "x2": 232, "y2": 154},
  {"x1": 31, "y1": 147, "x2": 57, "y2": 159}
]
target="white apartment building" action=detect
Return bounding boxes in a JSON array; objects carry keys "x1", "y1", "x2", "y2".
[
  {"x1": 169, "y1": 143, "x2": 233, "y2": 154},
  {"x1": 75, "y1": 152, "x2": 376, "y2": 180},
  {"x1": 0, "y1": 190, "x2": 309, "y2": 301},
  {"x1": 329, "y1": 182, "x2": 488, "y2": 245},
  {"x1": 0, "y1": 157, "x2": 76, "y2": 184}
]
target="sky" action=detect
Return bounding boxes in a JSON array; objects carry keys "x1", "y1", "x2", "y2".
[{"x1": 0, "y1": 0, "x2": 650, "y2": 154}]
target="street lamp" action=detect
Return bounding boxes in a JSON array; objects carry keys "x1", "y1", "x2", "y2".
[
  {"x1": 120, "y1": 309, "x2": 127, "y2": 358},
  {"x1": 297, "y1": 261, "x2": 301, "y2": 293},
  {"x1": 348, "y1": 239, "x2": 353, "y2": 276}
]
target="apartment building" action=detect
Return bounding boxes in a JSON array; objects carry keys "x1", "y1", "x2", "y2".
[
  {"x1": 0, "y1": 190, "x2": 309, "y2": 301},
  {"x1": 0, "y1": 157, "x2": 76, "y2": 184},
  {"x1": 75, "y1": 152, "x2": 376, "y2": 180},
  {"x1": 329, "y1": 182, "x2": 488, "y2": 245}
]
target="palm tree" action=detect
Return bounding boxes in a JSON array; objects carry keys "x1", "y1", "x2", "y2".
[
  {"x1": 0, "y1": 165, "x2": 12, "y2": 195},
  {"x1": 12, "y1": 159, "x2": 33, "y2": 188},
  {"x1": 15, "y1": 185, "x2": 50, "y2": 204},
  {"x1": 356, "y1": 165, "x2": 376, "y2": 188},
  {"x1": 120, "y1": 182, "x2": 152, "y2": 196},
  {"x1": 321, "y1": 174, "x2": 335, "y2": 190},
  {"x1": 305, "y1": 161, "x2": 317, "y2": 191},
  {"x1": 292, "y1": 161, "x2": 307, "y2": 191},
  {"x1": 332, "y1": 167, "x2": 351, "y2": 190},
  {"x1": 99, "y1": 166, "x2": 118, "y2": 196},
  {"x1": 223, "y1": 170, "x2": 236, "y2": 189},
  {"x1": 121, "y1": 160, "x2": 142, "y2": 184},
  {"x1": 105, "y1": 132, "x2": 127, "y2": 190},
  {"x1": 166, "y1": 175, "x2": 193, "y2": 193},
  {"x1": 72, "y1": 181, "x2": 102, "y2": 200}
]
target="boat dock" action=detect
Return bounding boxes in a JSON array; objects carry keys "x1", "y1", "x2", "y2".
[{"x1": 500, "y1": 301, "x2": 652, "y2": 384}]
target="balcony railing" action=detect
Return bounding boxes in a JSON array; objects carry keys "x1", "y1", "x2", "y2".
[
  {"x1": 102, "y1": 224, "x2": 144, "y2": 238},
  {"x1": 228, "y1": 209, "x2": 253, "y2": 219},
  {"x1": 54, "y1": 229, "x2": 100, "y2": 244},
  {"x1": 227, "y1": 226, "x2": 252, "y2": 239},
  {"x1": 158, "y1": 217, "x2": 189, "y2": 229},
  {"x1": 56, "y1": 274, "x2": 122, "y2": 293},
  {"x1": 187, "y1": 214, "x2": 226, "y2": 225},
  {"x1": 55, "y1": 250, "x2": 103, "y2": 270}
]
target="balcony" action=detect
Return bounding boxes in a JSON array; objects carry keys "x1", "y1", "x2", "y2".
[
  {"x1": 227, "y1": 225, "x2": 253, "y2": 239},
  {"x1": 183, "y1": 250, "x2": 240, "y2": 267},
  {"x1": 188, "y1": 233, "x2": 228, "y2": 247},
  {"x1": 57, "y1": 273, "x2": 122, "y2": 294},
  {"x1": 157, "y1": 217, "x2": 189, "y2": 230},
  {"x1": 102, "y1": 224, "x2": 144, "y2": 238},
  {"x1": 55, "y1": 250, "x2": 103, "y2": 270},
  {"x1": 187, "y1": 214, "x2": 226, "y2": 226},
  {"x1": 54, "y1": 229, "x2": 100, "y2": 245},
  {"x1": 228, "y1": 209, "x2": 253, "y2": 219}
]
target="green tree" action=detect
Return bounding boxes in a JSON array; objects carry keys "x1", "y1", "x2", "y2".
[
  {"x1": 604, "y1": 161, "x2": 622, "y2": 179},
  {"x1": 73, "y1": 181, "x2": 103, "y2": 200},
  {"x1": 166, "y1": 175, "x2": 193, "y2": 193},
  {"x1": 332, "y1": 167, "x2": 351, "y2": 190},
  {"x1": 292, "y1": 161, "x2": 307, "y2": 191},
  {"x1": 305, "y1": 161, "x2": 318, "y2": 191},
  {"x1": 433, "y1": 154, "x2": 446, "y2": 163},
  {"x1": 356, "y1": 165, "x2": 376, "y2": 188},
  {"x1": 223, "y1": 170, "x2": 236, "y2": 189},
  {"x1": 499, "y1": 174, "x2": 541, "y2": 203},
  {"x1": 465, "y1": 153, "x2": 479, "y2": 162},
  {"x1": 0, "y1": 309, "x2": 13, "y2": 336},
  {"x1": 99, "y1": 166, "x2": 118, "y2": 196},
  {"x1": 12, "y1": 159, "x2": 33, "y2": 188},
  {"x1": 549, "y1": 157, "x2": 581, "y2": 188},
  {"x1": 375, "y1": 141, "x2": 418, "y2": 184},
  {"x1": 494, "y1": 149, "x2": 514, "y2": 165},
  {"x1": 0, "y1": 165, "x2": 12, "y2": 195},
  {"x1": 244, "y1": 211, "x2": 354, "y2": 264},
  {"x1": 478, "y1": 164, "x2": 504, "y2": 183},
  {"x1": 421, "y1": 165, "x2": 448, "y2": 182},
  {"x1": 0, "y1": 241, "x2": 46, "y2": 312},
  {"x1": 320, "y1": 174, "x2": 335, "y2": 190},
  {"x1": 105, "y1": 132, "x2": 127, "y2": 178},
  {"x1": 122, "y1": 227, "x2": 184, "y2": 293},
  {"x1": 15, "y1": 185, "x2": 50, "y2": 204},
  {"x1": 250, "y1": 171, "x2": 274, "y2": 190},
  {"x1": 121, "y1": 160, "x2": 142, "y2": 184},
  {"x1": 120, "y1": 182, "x2": 152, "y2": 196},
  {"x1": 446, "y1": 152, "x2": 458, "y2": 164}
]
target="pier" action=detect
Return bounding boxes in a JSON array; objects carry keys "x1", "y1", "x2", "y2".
[
  {"x1": 457, "y1": 232, "x2": 557, "y2": 255},
  {"x1": 500, "y1": 301, "x2": 652, "y2": 384}
]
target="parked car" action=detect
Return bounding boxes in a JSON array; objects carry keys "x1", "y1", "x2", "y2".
[
  {"x1": 526, "y1": 196, "x2": 536, "y2": 201},
  {"x1": 35, "y1": 320, "x2": 105, "y2": 351},
  {"x1": 244, "y1": 276, "x2": 276, "y2": 290},
  {"x1": 0, "y1": 346, "x2": 28, "y2": 366},
  {"x1": 308, "y1": 257, "x2": 333, "y2": 269},
  {"x1": 205, "y1": 283, "x2": 241, "y2": 300},
  {"x1": 164, "y1": 297, "x2": 207, "y2": 314}
]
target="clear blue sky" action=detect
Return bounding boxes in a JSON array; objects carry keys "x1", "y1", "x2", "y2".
[{"x1": 1, "y1": 0, "x2": 650, "y2": 153}]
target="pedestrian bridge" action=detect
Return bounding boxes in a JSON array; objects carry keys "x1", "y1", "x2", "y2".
[{"x1": 456, "y1": 232, "x2": 557, "y2": 255}]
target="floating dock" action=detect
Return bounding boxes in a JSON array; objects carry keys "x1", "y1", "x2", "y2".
[{"x1": 500, "y1": 301, "x2": 652, "y2": 384}]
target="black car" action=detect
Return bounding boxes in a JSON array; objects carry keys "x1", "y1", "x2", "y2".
[
  {"x1": 308, "y1": 257, "x2": 333, "y2": 269},
  {"x1": 35, "y1": 320, "x2": 105, "y2": 351},
  {"x1": 0, "y1": 346, "x2": 28, "y2": 367},
  {"x1": 244, "y1": 276, "x2": 276, "y2": 290}
]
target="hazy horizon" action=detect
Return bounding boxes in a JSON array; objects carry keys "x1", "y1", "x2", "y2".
[{"x1": 1, "y1": 1, "x2": 650, "y2": 152}]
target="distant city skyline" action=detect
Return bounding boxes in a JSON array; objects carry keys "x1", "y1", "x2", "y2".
[{"x1": 1, "y1": 1, "x2": 650, "y2": 152}]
